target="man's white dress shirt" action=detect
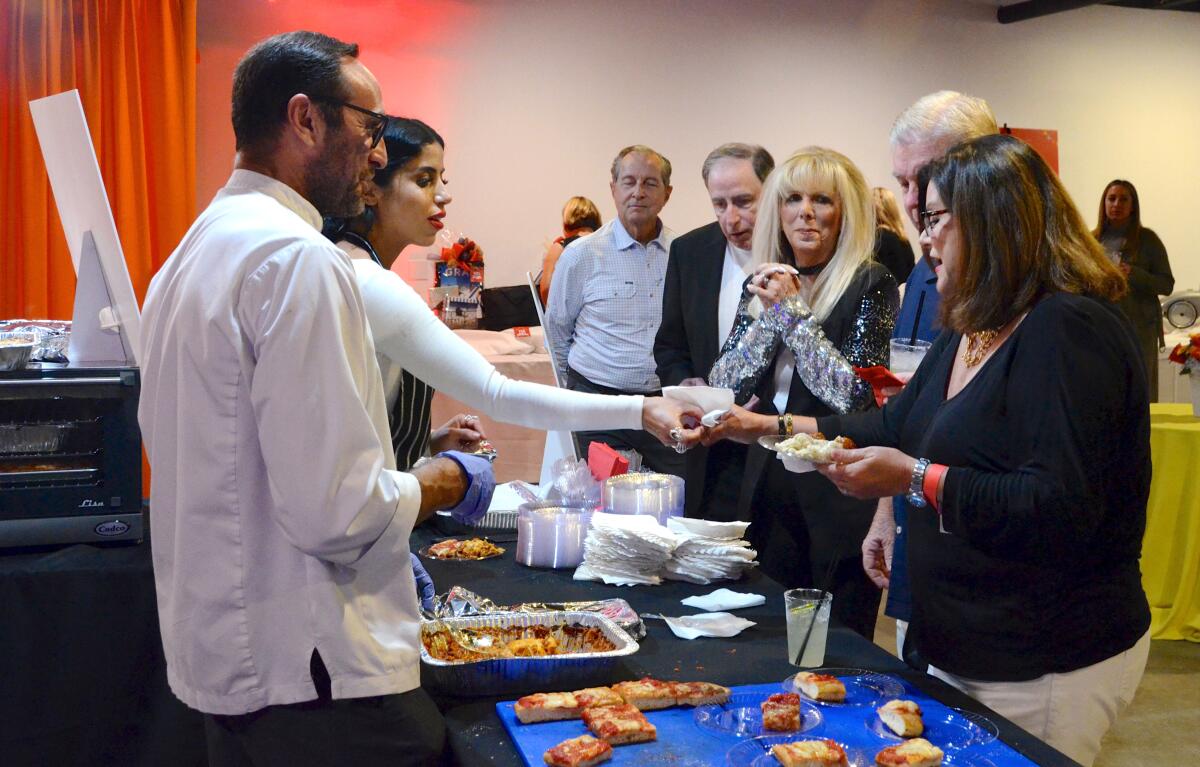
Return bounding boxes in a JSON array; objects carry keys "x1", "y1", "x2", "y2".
[
  {"x1": 139, "y1": 170, "x2": 422, "y2": 715},
  {"x1": 544, "y1": 218, "x2": 675, "y2": 392}
]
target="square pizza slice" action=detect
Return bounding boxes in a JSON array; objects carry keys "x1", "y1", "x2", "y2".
[
  {"x1": 543, "y1": 734, "x2": 613, "y2": 767},
  {"x1": 610, "y1": 677, "x2": 677, "y2": 710},
  {"x1": 877, "y1": 699, "x2": 924, "y2": 737},
  {"x1": 771, "y1": 738, "x2": 850, "y2": 767},
  {"x1": 795, "y1": 672, "x2": 847, "y2": 702},
  {"x1": 582, "y1": 703, "x2": 657, "y2": 745},
  {"x1": 671, "y1": 681, "x2": 731, "y2": 707},
  {"x1": 761, "y1": 692, "x2": 802, "y2": 732},
  {"x1": 514, "y1": 691, "x2": 581, "y2": 723},
  {"x1": 572, "y1": 687, "x2": 625, "y2": 709},
  {"x1": 874, "y1": 737, "x2": 944, "y2": 767}
]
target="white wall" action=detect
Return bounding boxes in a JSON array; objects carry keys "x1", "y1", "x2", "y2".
[{"x1": 197, "y1": 0, "x2": 1200, "y2": 294}]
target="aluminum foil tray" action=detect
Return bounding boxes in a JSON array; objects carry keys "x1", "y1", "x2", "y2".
[
  {"x1": 434, "y1": 508, "x2": 518, "y2": 535},
  {"x1": 420, "y1": 610, "x2": 638, "y2": 696},
  {"x1": 0, "y1": 423, "x2": 75, "y2": 455}
]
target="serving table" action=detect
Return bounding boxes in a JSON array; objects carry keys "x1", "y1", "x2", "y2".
[
  {"x1": 412, "y1": 526, "x2": 1076, "y2": 766},
  {"x1": 1142, "y1": 402, "x2": 1200, "y2": 641},
  {"x1": 0, "y1": 522, "x2": 1082, "y2": 767}
]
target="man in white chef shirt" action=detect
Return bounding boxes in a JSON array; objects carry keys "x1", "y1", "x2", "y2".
[
  {"x1": 653, "y1": 143, "x2": 775, "y2": 520},
  {"x1": 138, "y1": 31, "x2": 490, "y2": 766}
]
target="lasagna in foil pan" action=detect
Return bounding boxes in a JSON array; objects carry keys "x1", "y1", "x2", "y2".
[{"x1": 419, "y1": 610, "x2": 638, "y2": 696}]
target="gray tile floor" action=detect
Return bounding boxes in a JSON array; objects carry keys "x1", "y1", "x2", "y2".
[{"x1": 871, "y1": 603, "x2": 1200, "y2": 766}]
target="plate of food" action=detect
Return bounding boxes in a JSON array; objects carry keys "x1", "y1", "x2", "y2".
[
  {"x1": 866, "y1": 701, "x2": 999, "y2": 750},
  {"x1": 694, "y1": 691, "x2": 823, "y2": 739},
  {"x1": 758, "y1": 433, "x2": 855, "y2": 473},
  {"x1": 782, "y1": 668, "x2": 904, "y2": 707},
  {"x1": 420, "y1": 536, "x2": 506, "y2": 560},
  {"x1": 726, "y1": 735, "x2": 868, "y2": 767}
]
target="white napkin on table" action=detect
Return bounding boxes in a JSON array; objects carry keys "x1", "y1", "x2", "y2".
[
  {"x1": 681, "y1": 588, "x2": 766, "y2": 611},
  {"x1": 661, "y1": 612, "x2": 757, "y2": 639}
]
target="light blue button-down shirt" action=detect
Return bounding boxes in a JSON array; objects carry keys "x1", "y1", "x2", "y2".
[{"x1": 545, "y1": 217, "x2": 675, "y2": 392}]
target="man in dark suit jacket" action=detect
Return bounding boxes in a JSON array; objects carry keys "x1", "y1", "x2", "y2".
[{"x1": 654, "y1": 143, "x2": 774, "y2": 520}]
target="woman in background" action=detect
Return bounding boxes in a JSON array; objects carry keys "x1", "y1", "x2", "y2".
[
  {"x1": 704, "y1": 147, "x2": 898, "y2": 638},
  {"x1": 324, "y1": 118, "x2": 694, "y2": 469},
  {"x1": 1093, "y1": 179, "x2": 1173, "y2": 400},
  {"x1": 538, "y1": 196, "x2": 602, "y2": 305},
  {"x1": 808, "y1": 136, "x2": 1149, "y2": 765},
  {"x1": 872, "y1": 186, "x2": 916, "y2": 284}
]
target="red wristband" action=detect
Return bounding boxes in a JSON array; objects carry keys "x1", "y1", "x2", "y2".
[{"x1": 923, "y1": 463, "x2": 948, "y2": 511}]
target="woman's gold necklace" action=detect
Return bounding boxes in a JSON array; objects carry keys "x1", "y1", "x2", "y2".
[{"x1": 962, "y1": 329, "x2": 1000, "y2": 367}]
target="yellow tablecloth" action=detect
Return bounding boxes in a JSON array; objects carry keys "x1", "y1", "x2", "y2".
[{"x1": 1141, "y1": 402, "x2": 1200, "y2": 641}]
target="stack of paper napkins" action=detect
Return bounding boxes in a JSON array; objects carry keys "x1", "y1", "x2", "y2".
[
  {"x1": 573, "y1": 513, "x2": 759, "y2": 586},
  {"x1": 663, "y1": 517, "x2": 758, "y2": 584},
  {"x1": 573, "y1": 512, "x2": 679, "y2": 586}
]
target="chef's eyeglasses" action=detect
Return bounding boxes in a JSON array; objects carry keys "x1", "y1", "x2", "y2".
[
  {"x1": 920, "y1": 208, "x2": 949, "y2": 236},
  {"x1": 311, "y1": 96, "x2": 388, "y2": 148}
]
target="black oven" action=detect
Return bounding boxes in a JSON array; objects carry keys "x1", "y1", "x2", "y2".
[{"x1": 0, "y1": 363, "x2": 143, "y2": 546}]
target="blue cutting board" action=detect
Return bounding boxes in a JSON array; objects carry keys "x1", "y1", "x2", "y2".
[{"x1": 497, "y1": 680, "x2": 1040, "y2": 766}]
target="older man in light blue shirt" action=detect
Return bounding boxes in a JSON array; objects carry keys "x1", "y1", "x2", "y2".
[{"x1": 545, "y1": 144, "x2": 684, "y2": 475}]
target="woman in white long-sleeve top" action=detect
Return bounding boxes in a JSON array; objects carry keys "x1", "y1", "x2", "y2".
[{"x1": 323, "y1": 117, "x2": 694, "y2": 469}]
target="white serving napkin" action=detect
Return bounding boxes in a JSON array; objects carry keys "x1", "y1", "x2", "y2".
[
  {"x1": 668, "y1": 517, "x2": 750, "y2": 540},
  {"x1": 681, "y1": 588, "x2": 766, "y2": 611},
  {"x1": 662, "y1": 386, "x2": 734, "y2": 418},
  {"x1": 660, "y1": 612, "x2": 757, "y2": 639}
]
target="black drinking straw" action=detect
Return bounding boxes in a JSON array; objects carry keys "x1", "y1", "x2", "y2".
[
  {"x1": 908, "y1": 290, "x2": 926, "y2": 346},
  {"x1": 793, "y1": 557, "x2": 839, "y2": 666}
]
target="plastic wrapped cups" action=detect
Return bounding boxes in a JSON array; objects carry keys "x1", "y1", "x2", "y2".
[
  {"x1": 601, "y1": 473, "x2": 684, "y2": 525},
  {"x1": 515, "y1": 501, "x2": 593, "y2": 569}
]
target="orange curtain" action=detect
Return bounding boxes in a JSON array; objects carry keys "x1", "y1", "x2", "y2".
[{"x1": 0, "y1": 0, "x2": 196, "y2": 320}]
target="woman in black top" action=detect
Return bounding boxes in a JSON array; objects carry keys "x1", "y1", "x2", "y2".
[
  {"x1": 323, "y1": 118, "x2": 485, "y2": 469},
  {"x1": 1093, "y1": 179, "x2": 1174, "y2": 400},
  {"x1": 796, "y1": 135, "x2": 1149, "y2": 765},
  {"x1": 704, "y1": 147, "x2": 898, "y2": 638}
]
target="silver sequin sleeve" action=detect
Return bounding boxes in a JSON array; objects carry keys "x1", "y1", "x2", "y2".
[
  {"x1": 708, "y1": 289, "x2": 780, "y2": 404},
  {"x1": 775, "y1": 284, "x2": 897, "y2": 414},
  {"x1": 708, "y1": 278, "x2": 898, "y2": 413}
]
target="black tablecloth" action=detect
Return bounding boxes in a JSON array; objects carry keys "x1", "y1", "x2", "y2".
[
  {"x1": 0, "y1": 527, "x2": 1077, "y2": 767},
  {"x1": 412, "y1": 525, "x2": 1076, "y2": 767},
  {"x1": 0, "y1": 541, "x2": 206, "y2": 767}
]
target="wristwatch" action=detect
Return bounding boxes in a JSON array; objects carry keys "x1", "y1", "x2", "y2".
[{"x1": 907, "y1": 458, "x2": 930, "y2": 508}]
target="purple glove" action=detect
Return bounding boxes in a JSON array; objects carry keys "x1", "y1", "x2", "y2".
[
  {"x1": 410, "y1": 553, "x2": 435, "y2": 613},
  {"x1": 439, "y1": 450, "x2": 495, "y2": 525}
]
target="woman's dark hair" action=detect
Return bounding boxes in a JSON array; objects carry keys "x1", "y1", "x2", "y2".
[
  {"x1": 232, "y1": 31, "x2": 359, "y2": 153},
  {"x1": 918, "y1": 134, "x2": 1125, "y2": 333},
  {"x1": 322, "y1": 117, "x2": 445, "y2": 242},
  {"x1": 1093, "y1": 179, "x2": 1143, "y2": 253}
]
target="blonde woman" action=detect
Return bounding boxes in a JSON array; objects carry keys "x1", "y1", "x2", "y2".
[
  {"x1": 704, "y1": 147, "x2": 898, "y2": 637},
  {"x1": 872, "y1": 186, "x2": 916, "y2": 283}
]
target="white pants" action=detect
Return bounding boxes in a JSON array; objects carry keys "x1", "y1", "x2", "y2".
[{"x1": 928, "y1": 630, "x2": 1150, "y2": 767}]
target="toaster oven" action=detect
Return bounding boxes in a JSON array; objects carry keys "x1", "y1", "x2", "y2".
[{"x1": 0, "y1": 363, "x2": 142, "y2": 546}]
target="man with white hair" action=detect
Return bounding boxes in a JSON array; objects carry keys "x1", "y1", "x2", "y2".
[{"x1": 861, "y1": 90, "x2": 998, "y2": 664}]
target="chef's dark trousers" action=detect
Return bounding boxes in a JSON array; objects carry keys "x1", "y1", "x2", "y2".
[
  {"x1": 566, "y1": 367, "x2": 686, "y2": 478},
  {"x1": 204, "y1": 651, "x2": 446, "y2": 767}
]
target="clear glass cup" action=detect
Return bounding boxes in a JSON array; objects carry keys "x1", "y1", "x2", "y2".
[
  {"x1": 889, "y1": 338, "x2": 933, "y2": 383},
  {"x1": 785, "y1": 589, "x2": 832, "y2": 667}
]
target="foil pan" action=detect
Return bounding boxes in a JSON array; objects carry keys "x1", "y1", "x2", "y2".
[
  {"x1": 0, "y1": 332, "x2": 35, "y2": 372},
  {"x1": 420, "y1": 610, "x2": 638, "y2": 696},
  {"x1": 0, "y1": 321, "x2": 70, "y2": 363},
  {"x1": 434, "y1": 508, "x2": 518, "y2": 533},
  {"x1": 431, "y1": 585, "x2": 645, "y2": 640},
  {"x1": 0, "y1": 422, "x2": 75, "y2": 455}
]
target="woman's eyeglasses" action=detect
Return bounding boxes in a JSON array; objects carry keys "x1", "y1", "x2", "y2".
[
  {"x1": 920, "y1": 208, "x2": 949, "y2": 236},
  {"x1": 311, "y1": 97, "x2": 388, "y2": 148}
]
